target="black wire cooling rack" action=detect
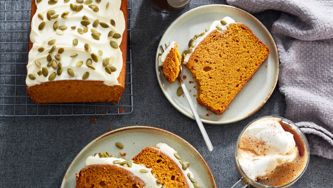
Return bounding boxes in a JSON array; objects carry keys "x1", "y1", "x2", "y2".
[{"x1": 0, "y1": 0, "x2": 133, "y2": 117}]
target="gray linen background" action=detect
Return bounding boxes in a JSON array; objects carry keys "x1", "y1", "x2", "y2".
[
  {"x1": 0, "y1": 0, "x2": 332, "y2": 188},
  {"x1": 227, "y1": 0, "x2": 333, "y2": 159}
]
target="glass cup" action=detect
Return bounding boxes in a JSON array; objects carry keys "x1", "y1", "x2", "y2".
[
  {"x1": 151, "y1": 0, "x2": 191, "y2": 11},
  {"x1": 232, "y1": 116, "x2": 310, "y2": 188}
]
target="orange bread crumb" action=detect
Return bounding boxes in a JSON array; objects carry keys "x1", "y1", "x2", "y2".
[
  {"x1": 185, "y1": 23, "x2": 269, "y2": 114},
  {"x1": 133, "y1": 147, "x2": 189, "y2": 188},
  {"x1": 162, "y1": 44, "x2": 181, "y2": 83}
]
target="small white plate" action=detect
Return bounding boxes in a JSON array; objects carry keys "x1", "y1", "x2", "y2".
[
  {"x1": 61, "y1": 126, "x2": 217, "y2": 188},
  {"x1": 156, "y1": 5, "x2": 279, "y2": 124}
]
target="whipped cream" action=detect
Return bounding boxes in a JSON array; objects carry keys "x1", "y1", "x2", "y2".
[
  {"x1": 27, "y1": 0, "x2": 125, "y2": 87},
  {"x1": 86, "y1": 155, "x2": 161, "y2": 188},
  {"x1": 237, "y1": 117, "x2": 299, "y2": 180},
  {"x1": 183, "y1": 16, "x2": 235, "y2": 64},
  {"x1": 156, "y1": 143, "x2": 198, "y2": 188}
]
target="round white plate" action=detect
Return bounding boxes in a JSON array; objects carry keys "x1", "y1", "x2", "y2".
[
  {"x1": 61, "y1": 126, "x2": 217, "y2": 188},
  {"x1": 156, "y1": 5, "x2": 279, "y2": 124}
]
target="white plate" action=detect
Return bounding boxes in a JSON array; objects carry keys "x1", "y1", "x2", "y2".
[
  {"x1": 156, "y1": 5, "x2": 279, "y2": 124},
  {"x1": 61, "y1": 126, "x2": 217, "y2": 188}
]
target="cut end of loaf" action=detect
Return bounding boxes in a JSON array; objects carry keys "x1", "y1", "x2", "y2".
[
  {"x1": 162, "y1": 45, "x2": 181, "y2": 83},
  {"x1": 133, "y1": 147, "x2": 189, "y2": 188},
  {"x1": 186, "y1": 23, "x2": 269, "y2": 114}
]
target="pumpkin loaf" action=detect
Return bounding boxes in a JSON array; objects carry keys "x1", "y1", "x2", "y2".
[
  {"x1": 159, "y1": 41, "x2": 181, "y2": 83},
  {"x1": 133, "y1": 143, "x2": 199, "y2": 188},
  {"x1": 76, "y1": 155, "x2": 161, "y2": 188},
  {"x1": 183, "y1": 17, "x2": 269, "y2": 114},
  {"x1": 27, "y1": 0, "x2": 128, "y2": 103}
]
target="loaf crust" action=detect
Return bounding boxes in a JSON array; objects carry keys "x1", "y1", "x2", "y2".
[
  {"x1": 76, "y1": 164, "x2": 145, "y2": 188},
  {"x1": 28, "y1": 0, "x2": 128, "y2": 103}
]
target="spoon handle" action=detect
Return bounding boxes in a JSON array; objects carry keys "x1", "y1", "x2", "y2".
[{"x1": 180, "y1": 81, "x2": 214, "y2": 152}]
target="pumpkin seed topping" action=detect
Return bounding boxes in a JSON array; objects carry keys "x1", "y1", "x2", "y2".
[
  {"x1": 71, "y1": 26, "x2": 77, "y2": 30},
  {"x1": 64, "y1": 0, "x2": 70, "y2": 3},
  {"x1": 88, "y1": 4, "x2": 99, "y2": 12},
  {"x1": 72, "y1": 38, "x2": 78, "y2": 46},
  {"x1": 70, "y1": 53, "x2": 78, "y2": 58},
  {"x1": 53, "y1": 21, "x2": 59, "y2": 31},
  {"x1": 91, "y1": 32, "x2": 100, "y2": 40},
  {"x1": 96, "y1": 0, "x2": 101, "y2": 3},
  {"x1": 98, "y1": 152, "x2": 110, "y2": 158},
  {"x1": 84, "y1": 0, "x2": 93, "y2": 4},
  {"x1": 37, "y1": 71, "x2": 42, "y2": 76},
  {"x1": 82, "y1": 72, "x2": 89, "y2": 80},
  {"x1": 48, "y1": 0, "x2": 58, "y2": 5},
  {"x1": 54, "y1": 54, "x2": 61, "y2": 61},
  {"x1": 57, "y1": 66, "x2": 63, "y2": 75},
  {"x1": 115, "y1": 142, "x2": 124, "y2": 149},
  {"x1": 180, "y1": 160, "x2": 190, "y2": 170},
  {"x1": 91, "y1": 53, "x2": 98, "y2": 62},
  {"x1": 51, "y1": 60, "x2": 58, "y2": 69},
  {"x1": 108, "y1": 31, "x2": 115, "y2": 38},
  {"x1": 139, "y1": 169, "x2": 148, "y2": 173},
  {"x1": 105, "y1": 66, "x2": 112, "y2": 74},
  {"x1": 48, "y1": 39, "x2": 56, "y2": 46},
  {"x1": 99, "y1": 22, "x2": 109, "y2": 28},
  {"x1": 38, "y1": 22, "x2": 46, "y2": 30},
  {"x1": 93, "y1": 19, "x2": 99, "y2": 27},
  {"x1": 76, "y1": 0, "x2": 83, "y2": 3},
  {"x1": 84, "y1": 43, "x2": 91, "y2": 52},
  {"x1": 38, "y1": 13, "x2": 44, "y2": 20},
  {"x1": 76, "y1": 61, "x2": 83, "y2": 67},
  {"x1": 42, "y1": 67, "x2": 49, "y2": 77},
  {"x1": 102, "y1": 58, "x2": 109, "y2": 67},
  {"x1": 86, "y1": 59, "x2": 95, "y2": 70},
  {"x1": 37, "y1": 0, "x2": 42, "y2": 4},
  {"x1": 38, "y1": 47, "x2": 44, "y2": 52},
  {"x1": 59, "y1": 25, "x2": 67, "y2": 31},
  {"x1": 113, "y1": 33, "x2": 121, "y2": 39},
  {"x1": 81, "y1": 20, "x2": 90, "y2": 26},
  {"x1": 48, "y1": 72, "x2": 57, "y2": 81},
  {"x1": 70, "y1": 4, "x2": 83, "y2": 12},
  {"x1": 174, "y1": 153, "x2": 182, "y2": 160},
  {"x1": 110, "y1": 19, "x2": 116, "y2": 26},
  {"x1": 177, "y1": 86, "x2": 184, "y2": 96},
  {"x1": 220, "y1": 20, "x2": 227, "y2": 25},
  {"x1": 58, "y1": 48, "x2": 64, "y2": 54},
  {"x1": 49, "y1": 46, "x2": 56, "y2": 53},
  {"x1": 67, "y1": 68, "x2": 75, "y2": 77},
  {"x1": 106, "y1": 2, "x2": 110, "y2": 9},
  {"x1": 47, "y1": 54, "x2": 52, "y2": 62},
  {"x1": 61, "y1": 11, "x2": 69, "y2": 19},
  {"x1": 35, "y1": 60, "x2": 41, "y2": 68},
  {"x1": 28, "y1": 74, "x2": 36, "y2": 80},
  {"x1": 110, "y1": 41, "x2": 118, "y2": 49}
]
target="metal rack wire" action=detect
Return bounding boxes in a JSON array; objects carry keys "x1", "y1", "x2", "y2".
[{"x1": 0, "y1": 0, "x2": 133, "y2": 117}]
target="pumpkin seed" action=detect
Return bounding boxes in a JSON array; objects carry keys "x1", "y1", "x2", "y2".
[
  {"x1": 188, "y1": 39, "x2": 195, "y2": 48},
  {"x1": 139, "y1": 169, "x2": 148, "y2": 173},
  {"x1": 51, "y1": 60, "x2": 58, "y2": 69},
  {"x1": 46, "y1": 10, "x2": 55, "y2": 20},
  {"x1": 70, "y1": 53, "x2": 78, "y2": 58},
  {"x1": 88, "y1": 4, "x2": 99, "y2": 12},
  {"x1": 71, "y1": 26, "x2": 76, "y2": 30},
  {"x1": 93, "y1": 19, "x2": 99, "y2": 27},
  {"x1": 91, "y1": 32, "x2": 100, "y2": 40},
  {"x1": 105, "y1": 66, "x2": 112, "y2": 74},
  {"x1": 110, "y1": 19, "x2": 116, "y2": 26},
  {"x1": 58, "y1": 48, "x2": 64, "y2": 54},
  {"x1": 81, "y1": 20, "x2": 90, "y2": 26},
  {"x1": 91, "y1": 53, "x2": 98, "y2": 62},
  {"x1": 110, "y1": 41, "x2": 118, "y2": 49},
  {"x1": 54, "y1": 54, "x2": 61, "y2": 61},
  {"x1": 84, "y1": 0, "x2": 93, "y2": 4},
  {"x1": 64, "y1": 0, "x2": 70, "y2": 3},
  {"x1": 47, "y1": 54, "x2": 52, "y2": 62},
  {"x1": 72, "y1": 38, "x2": 78, "y2": 46},
  {"x1": 180, "y1": 161, "x2": 190, "y2": 170},
  {"x1": 84, "y1": 43, "x2": 90, "y2": 52},
  {"x1": 76, "y1": 0, "x2": 83, "y2": 3},
  {"x1": 115, "y1": 142, "x2": 124, "y2": 149},
  {"x1": 177, "y1": 86, "x2": 184, "y2": 96},
  {"x1": 98, "y1": 152, "x2": 110, "y2": 158},
  {"x1": 37, "y1": 70, "x2": 42, "y2": 76},
  {"x1": 102, "y1": 58, "x2": 109, "y2": 67},
  {"x1": 76, "y1": 60, "x2": 83, "y2": 67},
  {"x1": 82, "y1": 15, "x2": 89, "y2": 20},
  {"x1": 35, "y1": 60, "x2": 41, "y2": 68},
  {"x1": 67, "y1": 68, "x2": 75, "y2": 77},
  {"x1": 38, "y1": 47, "x2": 44, "y2": 52},
  {"x1": 70, "y1": 4, "x2": 83, "y2": 12},
  {"x1": 42, "y1": 67, "x2": 49, "y2": 77},
  {"x1": 99, "y1": 22, "x2": 109, "y2": 28},
  {"x1": 86, "y1": 58, "x2": 95, "y2": 70},
  {"x1": 48, "y1": 72, "x2": 56, "y2": 81},
  {"x1": 28, "y1": 74, "x2": 36, "y2": 80},
  {"x1": 48, "y1": 0, "x2": 58, "y2": 5},
  {"x1": 187, "y1": 173, "x2": 197, "y2": 183},
  {"x1": 37, "y1": 0, "x2": 42, "y2": 3},
  {"x1": 113, "y1": 160, "x2": 122, "y2": 165},
  {"x1": 82, "y1": 72, "x2": 89, "y2": 80},
  {"x1": 38, "y1": 13, "x2": 44, "y2": 20},
  {"x1": 61, "y1": 11, "x2": 69, "y2": 19},
  {"x1": 108, "y1": 31, "x2": 114, "y2": 38},
  {"x1": 59, "y1": 25, "x2": 67, "y2": 31},
  {"x1": 38, "y1": 22, "x2": 46, "y2": 30},
  {"x1": 106, "y1": 2, "x2": 110, "y2": 9},
  {"x1": 220, "y1": 20, "x2": 227, "y2": 25},
  {"x1": 53, "y1": 21, "x2": 59, "y2": 31},
  {"x1": 109, "y1": 66, "x2": 117, "y2": 72},
  {"x1": 49, "y1": 46, "x2": 56, "y2": 53},
  {"x1": 113, "y1": 33, "x2": 121, "y2": 39},
  {"x1": 83, "y1": 26, "x2": 88, "y2": 33},
  {"x1": 174, "y1": 153, "x2": 182, "y2": 160},
  {"x1": 48, "y1": 39, "x2": 56, "y2": 46},
  {"x1": 57, "y1": 65, "x2": 63, "y2": 75},
  {"x1": 96, "y1": 0, "x2": 101, "y2": 3}
]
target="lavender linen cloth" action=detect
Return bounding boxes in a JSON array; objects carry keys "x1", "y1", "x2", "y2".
[{"x1": 226, "y1": 0, "x2": 333, "y2": 159}]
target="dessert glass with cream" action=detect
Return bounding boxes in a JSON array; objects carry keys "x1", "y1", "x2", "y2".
[{"x1": 232, "y1": 116, "x2": 310, "y2": 188}]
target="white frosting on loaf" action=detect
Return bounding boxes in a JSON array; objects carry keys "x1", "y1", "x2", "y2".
[
  {"x1": 27, "y1": 0, "x2": 125, "y2": 86},
  {"x1": 86, "y1": 155, "x2": 162, "y2": 188},
  {"x1": 156, "y1": 143, "x2": 198, "y2": 188}
]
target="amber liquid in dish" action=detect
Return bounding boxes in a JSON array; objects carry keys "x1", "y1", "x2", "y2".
[
  {"x1": 151, "y1": 0, "x2": 190, "y2": 11},
  {"x1": 256, "y1": 121, "x2": 309, "y2": 187}
]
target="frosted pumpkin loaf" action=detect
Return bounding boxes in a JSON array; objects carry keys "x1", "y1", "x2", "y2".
[
  {"x1": 27, "y1": 0, "x2": 127, "y2": 103},
  {"x1": 183, "y1": 17, "x2": 269, "y2": 114}
]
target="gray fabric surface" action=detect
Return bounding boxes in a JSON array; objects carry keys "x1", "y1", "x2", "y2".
[
  {"x1": 0, "y1": 0, "x2": 332, "y2": 188},
  {"x1": 227, "y1": 0, "x2": 333, "y2": 159}
]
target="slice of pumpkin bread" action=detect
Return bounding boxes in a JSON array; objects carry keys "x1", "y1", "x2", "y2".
[{"x1": 184, "y1": 20, "x2": 269, "y2": 114}]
